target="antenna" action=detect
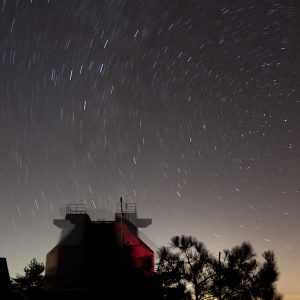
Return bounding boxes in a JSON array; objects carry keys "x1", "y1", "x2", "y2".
[
  {"x1": 120, "y1": 196, "x2": 124, "y2": 246},
  {"x1": 218, "y1": 251, "x2": 221, "y2": 300}
]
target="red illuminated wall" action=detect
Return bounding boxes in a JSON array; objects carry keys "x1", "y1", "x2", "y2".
[{"x1": 115, "y1": 220, "x2": 154, "y2": 276}]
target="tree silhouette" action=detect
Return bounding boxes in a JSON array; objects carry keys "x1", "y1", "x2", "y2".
[
  {"x1": 211, "y1": 242, "x2": 257, "y2": 299},
  {"x1": 253, "y1": 251, "x2": 283, "y2": 300},
  {"x1": 156, "y1": 235, "x2": 213, "y2": 300},
  {"x1": 210, "y1": 242, "x2": 282, "y2": 300},
  {"x1": 157, "y1": 237, "x2": 282, "y2": 300},
  {"x1": 13, "y1": 258, "x2": 45, "y2": 291}
]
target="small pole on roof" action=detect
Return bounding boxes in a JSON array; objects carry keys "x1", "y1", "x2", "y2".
[
  {"x1": 120, "y1": 196, "x2": 124, "y2": 247},
  {"x1": 218, "y1": 251, "x2": 222, "y2": 300}
]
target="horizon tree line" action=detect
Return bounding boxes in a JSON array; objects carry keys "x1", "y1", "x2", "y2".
[{"x1": 10, "y1": 235, "x2": 282, "y2": 300}]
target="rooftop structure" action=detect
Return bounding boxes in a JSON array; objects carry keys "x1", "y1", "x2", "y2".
[{"x1": 44, "y1": 198, "x2": 154, "y2": 292}]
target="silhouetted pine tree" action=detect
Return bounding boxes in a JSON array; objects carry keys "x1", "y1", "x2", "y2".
[
  {"x1": 13, "y1": 258, "x2": 44, "y2": 291},
  {"x1": 157, "y1": 236, "x2": 282, "y2": 300}
]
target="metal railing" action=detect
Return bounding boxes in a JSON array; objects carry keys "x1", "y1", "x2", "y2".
[
  {"x1": 116, "y1": 202, "x2": 137, "y2": 214},
  {"x1": 66, "y1": 203, "x2": 87, "y2": 215}
]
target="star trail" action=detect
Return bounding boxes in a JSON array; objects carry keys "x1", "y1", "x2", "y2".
[{"x1": 0, "y1": 0, "x2": 299, "y2": 297}]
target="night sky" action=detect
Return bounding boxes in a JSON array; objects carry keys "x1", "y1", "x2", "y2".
[{"x1": 0, "y1": 0, "x2": 299, "y2": 297}]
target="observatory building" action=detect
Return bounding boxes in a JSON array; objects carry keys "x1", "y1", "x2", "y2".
[{"x1": 44, "y1": 199, "x2": 154, "y2": 291}]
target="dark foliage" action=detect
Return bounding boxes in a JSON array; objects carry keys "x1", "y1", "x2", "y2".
[
  {"x1": 156, "y1": 235, "x2": 282, "y2": 300},
  {"x1": 12, "y1": 258, "x2": 44, "y2": 291}
]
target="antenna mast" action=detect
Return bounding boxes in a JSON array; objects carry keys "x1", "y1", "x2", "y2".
[{"x1": 120, "y1": 196, "x2": 124, "y2": 246}]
